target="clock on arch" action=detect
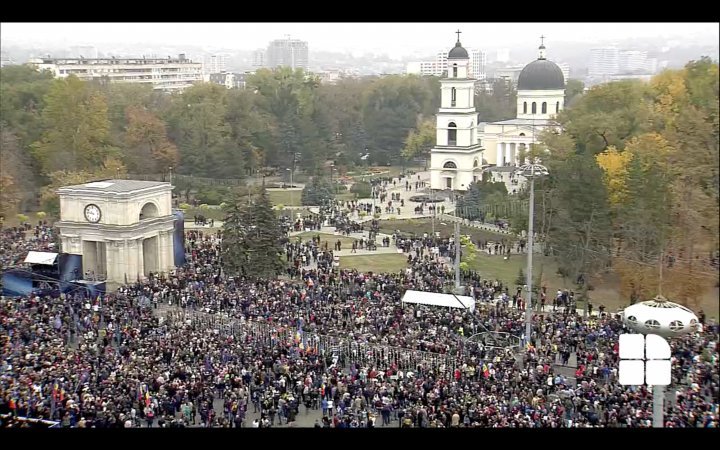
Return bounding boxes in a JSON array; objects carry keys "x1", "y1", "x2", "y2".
[{"x1": 84, "y1": 204, "x2": 102, "y2": 223}]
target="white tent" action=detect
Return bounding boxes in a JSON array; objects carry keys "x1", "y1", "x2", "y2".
[
  {"x1": 24, "y1": 251, "x2": 58, "y2": 265},
  {"x1": 401, "y1": 290, "x2": 475, "y2": 312}
]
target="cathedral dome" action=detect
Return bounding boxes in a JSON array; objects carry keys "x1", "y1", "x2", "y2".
[
  {"x1": 517, "y1": 42, "x2": 565, "y2": 90},
  {"x1": 448, "y1": 41, "x2": 469, "y2": 59},
  {"x1": 517, "y1": 57, "x2": 565, "y2": 90}
]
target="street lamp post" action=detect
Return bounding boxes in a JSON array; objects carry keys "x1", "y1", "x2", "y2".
[
  {"x1": 454, "y1": 220, "x2": 461, "y2": 290},
  {"x1": 516, "y1": 163, "x2": 549, "y2": 347},
  {"x1": 286, "y1": 168, "x2": 293, "y2": 206}
]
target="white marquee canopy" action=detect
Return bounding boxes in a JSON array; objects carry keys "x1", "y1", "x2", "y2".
[
  {"x1": 24, "y1": 251, "x2": 58, "y2": 265},
  {"x1": 401, "y1": 290, "x2": 475, "y2": 312}
]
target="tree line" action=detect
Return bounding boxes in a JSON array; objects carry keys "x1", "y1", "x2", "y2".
[
  {"x1": 1, "y1": 65, "x2": 523, "y2": 217},
  {"x1": 506, "y1": 57, "x2": 719, "y2": 307}
]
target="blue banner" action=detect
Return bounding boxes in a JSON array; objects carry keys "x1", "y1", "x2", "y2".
[{"x1": 173, "y1": 209, "x2": 187, "y2": 266}]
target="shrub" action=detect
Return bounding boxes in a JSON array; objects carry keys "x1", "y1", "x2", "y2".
[
  {"x1": 179, "y1": 203, "x2": 191, "y2": 210},
  {"x1": 16, "y1": 214, "x2": 29, "y2": 223},
  {"x1": 195, "y1": 187, "x2": 229, "y2": 205},
  {"x1": 350, "y1": 180, "x2": 372, "y2": 198},
  {"x1": 36, "y1": 211, "x2": 47, "y2": 219},
  {"x1": 199, "y1": 204, "x2": 210, "y2": 210}
]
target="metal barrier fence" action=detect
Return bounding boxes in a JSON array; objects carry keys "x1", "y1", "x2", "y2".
[{"x1": 160, "y1": 308, "x2": 460, "y2": 377}]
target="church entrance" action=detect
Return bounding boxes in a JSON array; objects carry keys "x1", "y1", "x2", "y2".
[
  {"x1": 82, "y1": 240, "x2": 107, "y2": 280},
  {"x1": 142, "y1": 236, "x2": 159, "y2": 276}
]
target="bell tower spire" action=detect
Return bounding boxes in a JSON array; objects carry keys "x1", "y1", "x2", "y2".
[{"x1": 538, "y1": 35, "x2": 547, "y2": 60}]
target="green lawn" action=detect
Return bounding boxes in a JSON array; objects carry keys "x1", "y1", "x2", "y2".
[
  {"x1": 466, "y1": 252, "x2": 565, "y2": 292},
  {"x1": 339, "y1": 253, "x2": 408, "y2": 273},
  {"x1": 294, "y1": 232, "x2": 357, "y2": 250},
  {"x1": 267, "y1": 190, "x2": 303, "y2": 207},
  {"x1": 379, "y1": 218, "x2": 508, "y2": 243},
  {"x1": 183, "y1": 207, "x2": 225, "y2": 221}
]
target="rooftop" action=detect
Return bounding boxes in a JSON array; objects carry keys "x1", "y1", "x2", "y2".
[
  {"x1": 58, "y1": 179, "x2": 170, "y2": 194},
  {"x1": 490, "y1": 118, "x2": 554, "y2": 126}
]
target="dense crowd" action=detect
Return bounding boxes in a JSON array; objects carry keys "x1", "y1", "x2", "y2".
[
  {"x1": 0, "y1": 222, "x2": 57, "y2": 268},
  {"x1": 1, "y1": 218, "x2": 718, "y2": 429}
]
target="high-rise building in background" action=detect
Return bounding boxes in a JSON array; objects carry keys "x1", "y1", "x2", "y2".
[
  {"x1": 28, "y1": 54, "x2": 202, "y2": 92},
  {"x1": 470, "y1": 49, "x2": 487, "y2": 80},
  {"x1": 406, "y1": 48, "x2": 486, "y2": 79},
  {"x1": 589, "y1": 47, "x2": 620, "y2": 76},
  {"x1": 266, "y1": 37, "x2": 309, "y2": 70},
  {"x1": 619, "y1": 50, "x2": 648, "y2": 73},
  {"x1": 203, "y1": 54, "x2": 229, "y2": 74},
  {"x1": 252, "y1": 49, "x2": 266, "y2": 68},
  {"x1": 556, "y1": 62, "x2": 571, "y2": 82}
]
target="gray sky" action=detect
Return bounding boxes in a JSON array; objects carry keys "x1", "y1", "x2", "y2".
[{"x1": 2, "y1": 23, "x2": 718, "y2": 57}]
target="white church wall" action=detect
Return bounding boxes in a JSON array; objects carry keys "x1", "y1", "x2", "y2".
[{"x1": 516, "y1": 89, "x2": 564, "y2": 120}]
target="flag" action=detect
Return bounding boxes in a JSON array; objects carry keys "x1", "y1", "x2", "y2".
[
  {"x1": 145, "y1": 391, "x2": 151, "y2": 407},
  {"x1": 52, "y1": 382, "x2": 59, "y2": 400}
]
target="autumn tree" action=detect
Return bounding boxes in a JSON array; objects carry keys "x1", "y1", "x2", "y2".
[
  {"x1": 124, "y1": 105, "x2": 179, "y2": 174},
  {"x1": 31, "y1": 75, "x2": 116, "y2": 174},
  {"x1": 401, "y1": 119, "x2": 435, "y2": 162}
]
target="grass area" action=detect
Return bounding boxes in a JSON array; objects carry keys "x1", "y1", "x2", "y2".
[
  {"x1": 267, "y1": 190, "x2": 303, "y2": 207},
  {"x1": 183, "y1": 207, "x2": 225, "y2": 221},
  {"x1": 345, "y1": 165, "x2": 424, "y2": 181},
  {"x1": 2, "y1": 212, "x2": 56, "y2": 229},
  {"x1": 466, "y1": 252, "x2": 564, "y2": 293},
  {"x1": 379, "y1": 218, "x2": 508, "y2": 243},
  {"x1": 336, "y1": 192, "x2": 357, "y2": 202},
  {"x1": 339, "y1": 253, "x2": 408, "y2": 273},
  {"x1": 294, "y1": 232, "x2": 357, "y2": 250}
]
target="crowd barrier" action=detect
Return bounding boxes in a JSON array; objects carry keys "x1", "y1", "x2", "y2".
[{"x1": 160, "y1": 308, "x2": 461, "y2": 377}]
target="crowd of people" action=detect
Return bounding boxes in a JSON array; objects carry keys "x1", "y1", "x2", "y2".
[{"x1": 1, "y1": 212, "x2": 718, "y2": 429}]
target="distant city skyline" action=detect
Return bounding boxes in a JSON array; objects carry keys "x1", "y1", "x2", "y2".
[{"x1": 2, "y1": 23, "x2": 718, "y2": 58}]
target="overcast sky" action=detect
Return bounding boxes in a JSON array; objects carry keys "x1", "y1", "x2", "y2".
[{"x1": 2, "y1": 23, "x2": 718, "y2": 56}]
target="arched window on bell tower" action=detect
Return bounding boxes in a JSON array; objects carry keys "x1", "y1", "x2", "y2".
[
  {"x1": 556, "y1": 101, "x2": 560, "y2": 113},
  {"x1": 451, "y1": 88, "x2": 457, "y2": 107},
  {"x1": 447, "y1": 122, "x2": 457, "y2": 146},
  {"x1": 541, "y1": 102, "x2": 547, "y2": 114},
  {"x1": 452, "y1": 64, "x2": 457, "y2": 78},
  {"x1": 532, "y1": 102, "x2": 537, "y2": 114},
  {"x1": 523, "y1": 102, "x2": 527, "y2": 114}
]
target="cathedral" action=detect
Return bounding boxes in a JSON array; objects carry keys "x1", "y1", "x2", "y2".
[{"x1": 430, "y1": 33, "x2": 565, "y2": 191}]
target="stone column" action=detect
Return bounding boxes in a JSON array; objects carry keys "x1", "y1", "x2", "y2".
[
  {"x1": 106, "y1": 240, "x2": 124, "y2": 284},
  {"x1": 510, "y1": 143, "x2": 516, "y2": 166},
  {"x1": 505, "y1": 144, "x2": 512, "y2": 167},
  {"x1": 136, "y1": 238, "x2": 145, "y2": 281},
  {"x1": 496, "y1": 143, "x2": 503, "y2": 166}
]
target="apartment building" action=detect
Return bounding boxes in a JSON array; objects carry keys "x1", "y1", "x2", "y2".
[
  {"x1": 28, "y1": 54, "x2": 203, "y2": 92},
  {"x1": 266, "y1": 38, "x2": 309, "y2": 71}
]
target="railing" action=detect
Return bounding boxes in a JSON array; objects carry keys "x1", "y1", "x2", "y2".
[{"x1": 160, "y1": 308, "x2": 461, "y2": 376}]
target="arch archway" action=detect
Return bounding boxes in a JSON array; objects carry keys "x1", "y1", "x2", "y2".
[
  {"x1": 443, "y1": 161, "x2": 458, "y2": 169},
  {"x1": 139, "y1": 202, "x2": 159, "y2": 221},
  {"x1": 447, "y1": 122, "x2": 457, "y2": 146}
]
